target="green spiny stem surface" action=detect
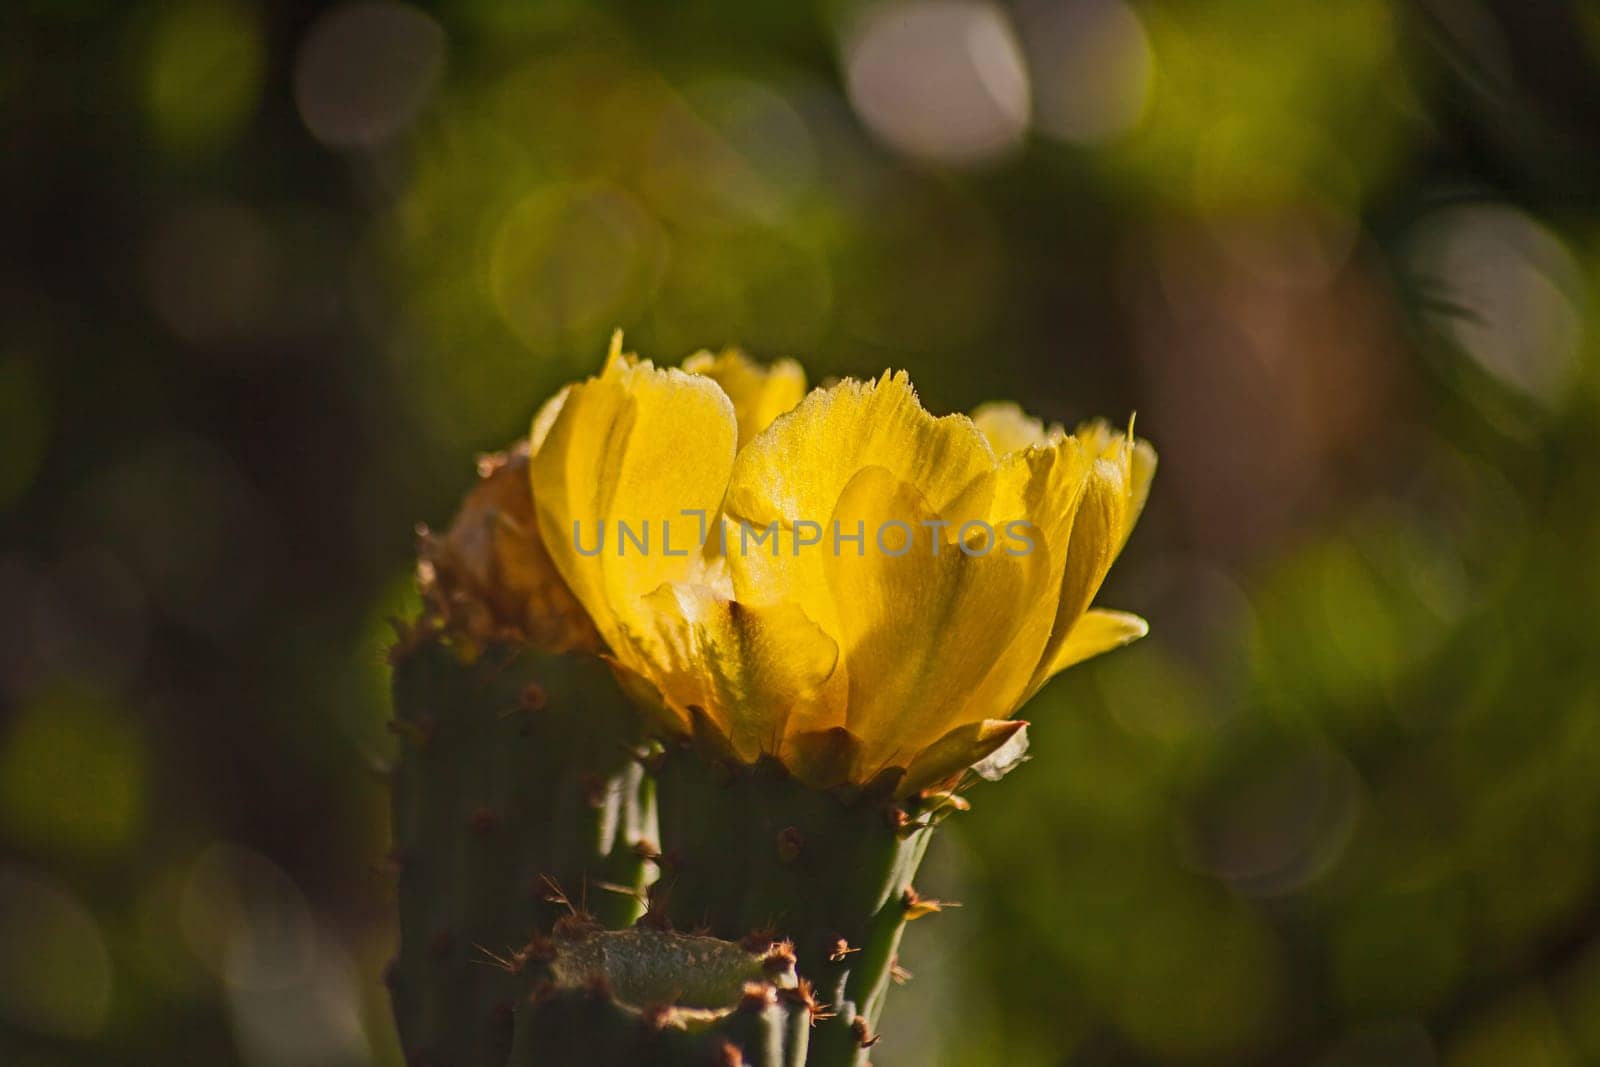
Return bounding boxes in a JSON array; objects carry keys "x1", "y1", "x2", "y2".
[
  {"x1": 510, "y1": 928, "x2": 810, "y2": 1067},
  {"x1": 388, "y1": 635, "x2": 655, "y2": 1066},
  {"x1": 652, "y1": 747, "x2": 939, "y2": 1067}
]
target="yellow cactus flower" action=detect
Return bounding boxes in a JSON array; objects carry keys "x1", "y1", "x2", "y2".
[{"x1": 530, "y1": 336, "x2": 1155, "y2": 795}]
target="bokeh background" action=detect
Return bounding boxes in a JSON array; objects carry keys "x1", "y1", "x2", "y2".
[{"x1": 5, "y1": 0, "x2": 1600, "y2": 1063}]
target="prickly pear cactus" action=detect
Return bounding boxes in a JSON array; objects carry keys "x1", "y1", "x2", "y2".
[
  {"x1": 386, "y1": 634, "x2": 655, "y2": 1066},
  {"x1": 383, "y1": 343, "x2": 1154, "y2": 1064}
]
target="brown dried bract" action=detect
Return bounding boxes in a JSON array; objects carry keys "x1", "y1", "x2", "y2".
[{"x1": 417, "y1": 442, "x2": 599, "y2": 654}]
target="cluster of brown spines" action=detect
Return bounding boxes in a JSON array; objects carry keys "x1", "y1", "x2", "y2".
[
  {"x1": 756, "y1": 941, "x2": 828, "y2": 1021},
  {"x1": 900, "y1": 885, "x2": 954, "y2": 922}
]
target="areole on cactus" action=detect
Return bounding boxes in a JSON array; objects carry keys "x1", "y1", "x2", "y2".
[{"x1": 387, "y1": 333, "x2": 1154, "y2": 1066}]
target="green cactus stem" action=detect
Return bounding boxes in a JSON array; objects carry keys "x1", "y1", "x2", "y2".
[
  {"x1": 386, "y1": 631, "x2": 655, "y2": 1066},
  {"x1": 651, "y1": 744, "x2": 957, "y2": 1067},
  {"x1": 509, "y1": 927, "x2": 812, "y2": 1067}
]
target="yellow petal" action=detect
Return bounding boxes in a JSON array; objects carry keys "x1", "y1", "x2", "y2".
[
  {"x1": 1074, "y1": 418, "x2": 1122, "y2": 454},
  {"x1": 1026, "y1": 455, "x2": 1126, "y2": 690},
  {"x1": 726, "y1": 371, "x2": 997, "y2": 537},
  {"x1": 1030, "y1": 609, "x2": 1148, "y2": 690},
  {"x1": 1062, "y1": 455, "x2": 1129, "y2": 622},
  {"x1": 530, "y1": 346, "x2": 738, "y2": 659},
  {"x1": 1026, "y1": 425, "x2": 1156, "y2": 694},
  {"x1": 1124, "y1": 437, "x2": 1157, "y2": 552},
  {"x1": 529, "y1": 385, "x2": 571, "y2": 456},
  {"x1": 682, "y1": 348, "x2": 807, "y2": 448},
  {"x1": 970, "y1": 402, "x2": 1063, "y2": 454},
  {"x1": 824, "y1": 467, "x2": 1055, "y2": 774},
  {"x1": 782, "y1": 726, "x2": 865, "y2": 790},
  {"x1": 1076, "y1": 419, "x2": 1157, "y2": 551},
  {"x1": 982, "y1": 434, "x2": 1090, "y2": 555},
  {"x1": 723, "y1": 371, "x2": 997, "y2": 652},
  {"x1": 630, "y1": 584, "x2": 838, "y2": 763}
]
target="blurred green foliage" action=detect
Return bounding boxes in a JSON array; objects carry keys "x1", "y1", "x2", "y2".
[{"x1": 4, "y1": 0, "x2": 1600, "y2": 1064}]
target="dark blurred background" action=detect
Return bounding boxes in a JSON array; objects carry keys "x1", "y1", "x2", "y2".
[{"x1": 4, "y1": 1, "x2": 1600, "y2": 1064}]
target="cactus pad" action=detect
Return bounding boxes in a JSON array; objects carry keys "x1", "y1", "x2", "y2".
[{"x1": 387, "y1": 635, "x2": 654, "y2": 1065}]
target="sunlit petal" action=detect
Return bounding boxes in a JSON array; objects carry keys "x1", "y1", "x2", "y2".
[
  {"x1": 1027, "y1": 424, "x2": 1155, "y2": 693},
  {"x1": 530, "y1": 340, "x2": 738, "y2": 658},
  {"x1": 825, "y1": 467, "x2": 1055, "y2": 774},
  {"x1": 631, "y1": 584, "x2": 838, "y2": 763},
  {"x1": 682, "y1": 348, "x2": 807, "y2": 447},
  {"x1": 724, "y1": 371, "x2": 996, "y2": 645},
  {"x1": 970, "y1": 401, "x2": 1063, "y2": 454},
  {"x1": 1029, "y1": 608, "x2": 1148, "y2": 696}
]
